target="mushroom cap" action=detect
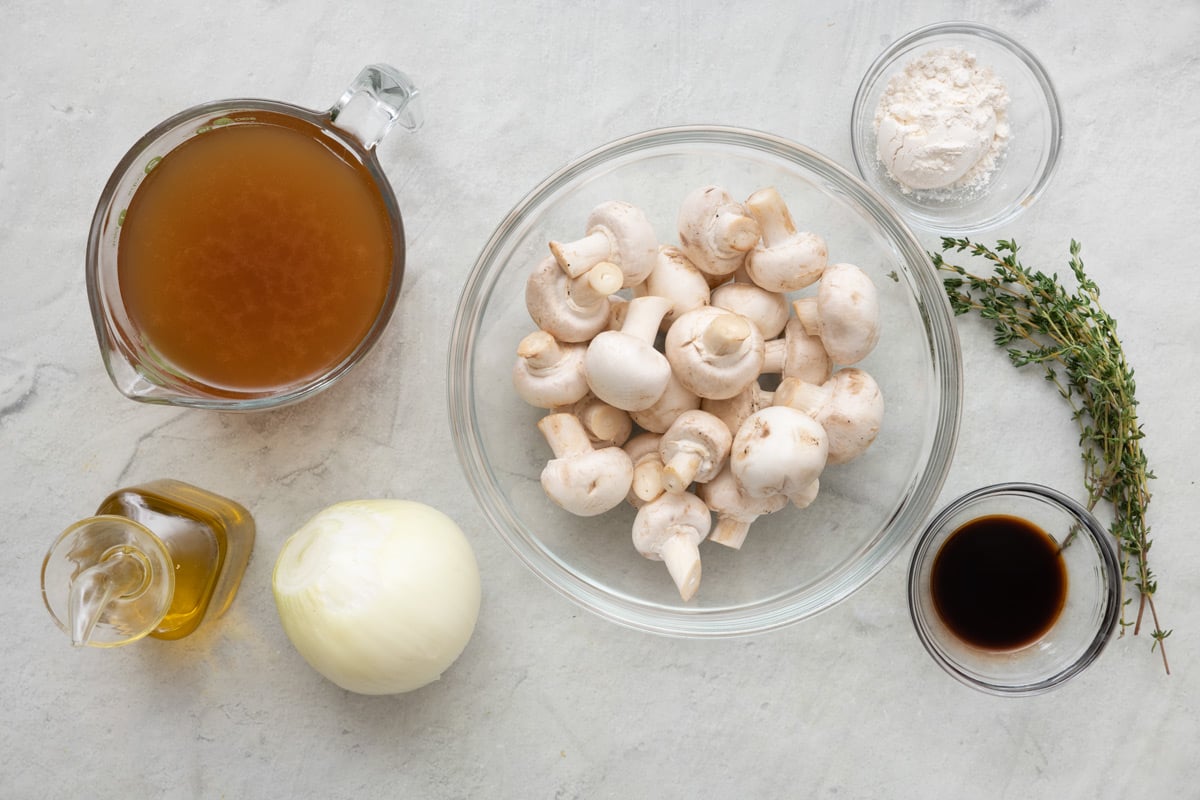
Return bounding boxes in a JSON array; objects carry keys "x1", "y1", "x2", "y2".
[
  {"x1": 745, "y1": 231, "x2": 828, "y2": 293},
  {"x1": 659, "y1": 409, "x2": 733, "y2": 492},
  {"x1": 743, "y1": 187, "x2": 828, "y2": 293},
  {"x1": 697, "y1": 462, "x2": 789, "y2": 521},
  {"x1": 677, "y1": 185, "x2": 761, "y2": 278},
  {"x1": 631, "y1": 492, "x2": 712, "y2": 560},
  {"x1": 584, "y1": 330, "x2": 672, "y2": 412},
  {"x1": 639, "y1": 245, "x2": 711, "y2": 329},
  {"x1": 590, "y1": 201, "x2": 657, "y2": 287},
  {"x1": 711, "y1": 280, "x2": 790, "y2": 339},
  {"x1": 762, "y1": 317, "x2": 832, "y2": 382},
  {"x1": 700, "y1": 382, "x2": 773, "y2": 436},
  {"x1": 730, "y1": 406, "x2": 829, "y2": 499},
  {"x1": 797, "y1": 263, "x2": 880, "y2": 365},
  {"x1": 512, "y1": 332, "x2": 589, "y2": 409},
  {"x1": 550, "y1": 201, "x2": 657, "y2": 287},
  {"x1": 629, "y1": 370, "x2": 701, "y2": 434},
  {"x1": 525, "y1": 256, "x2": 614, "y2": 343},
  {"x1": 664, "y1": 306, "x2": 765, "y2": 400},
  {"x1": 811, "y1": 369, "x2": 885, "y2": 465},
  {"x1": 700, "y1": 464, "x2": 789, "y2": 550},
  {"x1": 540, "y1": 446, "x2": 633, "y2": 517}
]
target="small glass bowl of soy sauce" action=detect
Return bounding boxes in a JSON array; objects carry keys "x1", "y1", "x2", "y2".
[{"x1": 907, "y1": 483, "x2": 1121, "y2": 696}]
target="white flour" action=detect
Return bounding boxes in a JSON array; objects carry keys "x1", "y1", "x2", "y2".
[{"x1": 873, "y1": 47, "x2": 1010, "y2": 194}]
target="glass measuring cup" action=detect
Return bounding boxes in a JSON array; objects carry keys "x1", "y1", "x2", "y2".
[{"x1": 86, "y1": 64, "x2": 422, "y2": 410}]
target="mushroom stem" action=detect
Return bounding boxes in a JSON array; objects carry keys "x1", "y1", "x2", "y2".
[
  {"x1": 710, "y1": 517, "x2": 752, "y2": 550},
  {"x1": 792, "y1": 298, "x2": 820, "y2": 336},
  {"x1": 662, "y1": 451, "x2": 704, "y2": 494},
  {"x1": 745, "y1": 187, "x2": 797, "y2": 246},
  {"x1": 572, "y1": 262, "x2": 623, "y2": 306},
  {"x1": 551, "y1": 231, "x2": 611, "y2": 279},
  {"x1": 774, "y1": 377, "x2": 828, "y2": 416},
  {"x1": 621, "y1": 295, "x2": 674, "y2": 343},
  {"x1": 536, "y1": 413, "x2": 595, "y2": 459},
  {"x1": 561, "y1": 395, "x2": 633, "y2": 448},
  {"x1": 714, "y1": 214, "x2": 761, "y2": 253},
  {"x1": 659, "y1": 527, "x2": 703, "y2": 601},
  {"x1": 632, "y1": 460, "x2": 665, "y2": 503},
  {"x1": 762, "y1": 339, "x2": 786, "y2": 374},
  {"x1": 518, "y1": 330, "x2": 567, "y2": 372},
  {"x1": 701, "y1": 313, "x2": 753, "y2": 359}
]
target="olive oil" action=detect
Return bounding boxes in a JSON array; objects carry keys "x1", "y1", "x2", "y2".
[
  {"x1": 95, "y1": 480, "x2": 256, "y2": 640},
  {"x1": 930, "y1": 514, "x2": 1068, "y2": 652},
  {"x1": 42, "y1": 480, "x2": 256, "y2": 647}
]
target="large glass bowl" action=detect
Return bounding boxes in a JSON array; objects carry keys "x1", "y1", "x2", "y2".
[{"x1": 448, "y1": 126, "x2": 962, "y2": 637}]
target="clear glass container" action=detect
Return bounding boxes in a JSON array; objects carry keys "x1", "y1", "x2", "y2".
[
  {"x1": 448, "y1": 126, "x2": 962, "y2": 637},
  {"x1": 907, "y1": 482, "x2": 1121, "y2": 695},
  {"x1": 86, "y1": 65, "x2": 422, "y2": 410},
  {"x1": 41, "y1": 479, "x2": 256, "y2": 647},
  {"x1": 850, "y1": 21, "x2": 1064, "y2": 234}
]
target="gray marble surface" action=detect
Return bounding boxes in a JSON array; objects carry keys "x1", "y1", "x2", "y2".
[{"x1": 3, "y1": 1, "x2": 1197, "y2": 797}]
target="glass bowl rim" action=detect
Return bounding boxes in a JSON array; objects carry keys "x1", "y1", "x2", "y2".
[
  {"x1": 449, "y1": 123, "x2": 963, "y2": 637},
  {"x1": 906, "y1": 481, "x2": 1122, "y2": 695},
  {"x1": 849, "y1": 20, "x2": 1065, "y2": 235}
]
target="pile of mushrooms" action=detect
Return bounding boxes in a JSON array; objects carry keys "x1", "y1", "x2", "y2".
[{"x1": 512, "y1": 189, "x2": 884, "y2": 601}]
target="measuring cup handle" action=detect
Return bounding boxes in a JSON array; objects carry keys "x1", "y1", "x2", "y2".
[{"x1": 329, "y1": 64, "x2": 423, "y2": 149}]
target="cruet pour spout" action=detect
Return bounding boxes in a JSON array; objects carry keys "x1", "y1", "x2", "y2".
[
  {"x1": 67, "y1": 550, "x2": 147, "y2": 646},
  {"x1": 42, "y1": 516, "x2": 175, "y2": 648}
]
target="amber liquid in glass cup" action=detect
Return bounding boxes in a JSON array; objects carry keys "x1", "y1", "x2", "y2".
[{"x1": 87, "y1": 65, "x2": 422, "y2": 409}]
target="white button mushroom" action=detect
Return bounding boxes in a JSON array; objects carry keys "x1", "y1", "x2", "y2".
[
  {"x1": 623, "y1": 432, "x2": 666, "y2": 508},
  {"x1": 743, "y1": 187, "x2": 828, "y2": 293},
  {"x1": 631, "y1": 491, "x2": 713, "y2": 601},
  {"x1": 697, "y1": 463, "x2": 788, "y2": 550},
  {"x1": 550, "y1": 200, "x2": 657, "y2": 288},
  {"x1": 606, "y1": 295, "x2": 629, "y2": 332},
  {"x1": 699, "y1": 381, "x2": 774, "y2": 437},
  {"x1": 635, "y1": 245, "x2": 711, "y2": 329},
  {"x1": 525, "y1": 256, "x2": 624, "y2": 343},
  {"x1": 730, "y1": 405, "x2": 829, "y2": 502},
  {"x1": 628, "y1": 371, "x2": 701, "y2": 434},
  {"x1": 761, "y1": 316, "x2": 833, "y2": 384},
  {"x1": 555, "y1": 393, "x2": 633, "y2": 448},
  {"x1": 792, "y1": 263, "x2": 881, "y2": 365},
  {"x1": 537, "y1": 413, "x2": 634, "y2": 517},
  {"x1": 585, "y1": 295, "x2": 674, "y2": 411},
  {"x1": 658, "y1": 409, "x2": 733, "y2": 494},
  {"x1": 710, "y1": 278, "x2": 790, "y2": 339},
  {"x1": 677, "y1": 185, "x2": 761, "y2": 281},
  {"x1": 664, "y1": 306, "x2": 765, "y2": 400},
  {"x1": 775, "y1": 369, "x2": 884, "y2": 465},
  {"x1": 512, "y1": 331, "x2": 589, "y2": 409}
]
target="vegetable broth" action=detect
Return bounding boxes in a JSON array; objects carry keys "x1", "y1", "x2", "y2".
[
  {"x1": 930, "y1": 514, "x2": 1068, "y2": 651},
  {"x1": 117, "y1": 113, "x2": 394, "y2": 394}
]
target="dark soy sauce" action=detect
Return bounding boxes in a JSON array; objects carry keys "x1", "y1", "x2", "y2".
[{"x1": 930, "y1": 515, "x2": 1068, "y2": 651}]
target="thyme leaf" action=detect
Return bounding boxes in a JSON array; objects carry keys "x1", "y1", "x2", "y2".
[{"x1": 932, "y1": 238, "x2": 1169, "y2": 674}]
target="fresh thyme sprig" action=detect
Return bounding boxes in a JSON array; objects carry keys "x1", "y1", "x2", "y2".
[{"x1": 932, "y1": 238, "x2": 1170, "y2": 674}]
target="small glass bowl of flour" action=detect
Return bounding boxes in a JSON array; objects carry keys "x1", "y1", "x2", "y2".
[{"x1": 851, "y1": 22, "x2": 1063, "y2": 235}]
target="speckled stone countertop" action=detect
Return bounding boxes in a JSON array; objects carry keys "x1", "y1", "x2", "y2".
[{"x1": 3, "y1": 2, "x2": 1197, "y2": 797}]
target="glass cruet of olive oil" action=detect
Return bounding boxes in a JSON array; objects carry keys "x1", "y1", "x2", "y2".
[{"x1": 41, "y1": 479, "x2": 255, "y2": 647}]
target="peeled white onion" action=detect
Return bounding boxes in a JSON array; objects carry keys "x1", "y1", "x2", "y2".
[{"x1": 272, "y1": 499, "x2": 481, "y2": 695}]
